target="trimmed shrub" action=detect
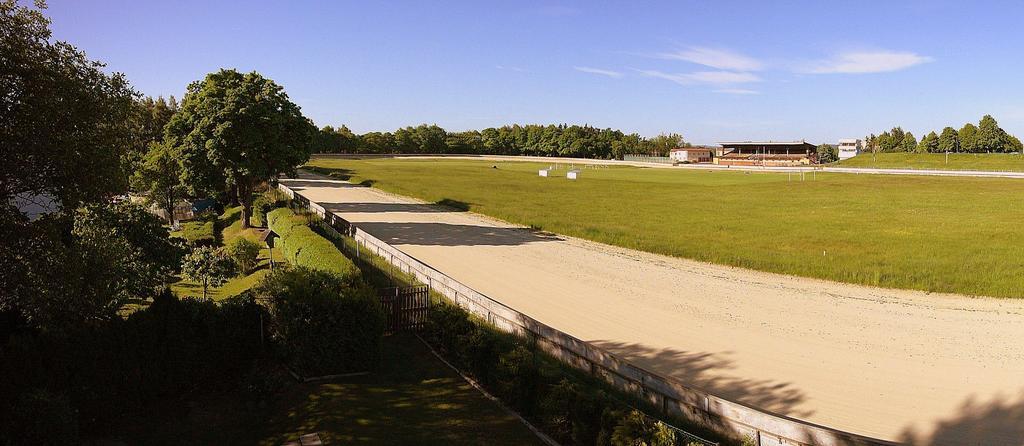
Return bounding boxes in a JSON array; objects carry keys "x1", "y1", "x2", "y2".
[
  {"x1": 609, "y1": 410, "x2": 676, "y2": 446},
  {"x1": 539, "y1": 379, "x2": 605, "y2": 445},
  {"x1": 494, "y1": 345, "x2": 541, "y2": 415},
  {"x1": 0, "y1": 291, "x2": 265, "y2": 441},
  {"x1": 3, "y1": 389, "x2": 79, "y2": 445},
  {"x1": 227, "y1": 237, "x2": 262, "y2": 274},
  {"x1": 267, "y1": 207, "x2": 360, "y2": 282},
  {"x1": 256, "y1": 267, "x2": 384, "y2": 376},
  {"x1": 252, "y1": 193, "x2": 275, "y2": 227},
  {"x1": 180, "y1": 219, "x2": 216, "y2": 246}
]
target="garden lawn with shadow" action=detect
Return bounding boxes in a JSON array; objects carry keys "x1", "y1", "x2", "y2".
[{"x1": 100, "y1": 334, "x2": 544, "y2": 446}]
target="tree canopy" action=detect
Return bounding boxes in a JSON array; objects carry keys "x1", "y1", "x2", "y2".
[
  {"x1": 309, "y1": 123, "x2": 680, "y2": 159},
  {"x1": 166, "y1": 69, "x2": 316, "y2": 228},
  {"x1": 1, "y1": 0, "x2": 151, "y2": 329},
  {"x1": 869, "y1": 116, "x2": 1021, "y2": 154},
  {"x1": 0, "y1": 0, "x2": 137, "y2": 210}
]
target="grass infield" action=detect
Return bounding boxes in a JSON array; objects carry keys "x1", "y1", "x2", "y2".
[
  {"x1": 306, "y1": 157, "x2": 1024, "y2": 298},
  {"x1": 835, "y1": 152, "x2": 1024, "y2": 171}
]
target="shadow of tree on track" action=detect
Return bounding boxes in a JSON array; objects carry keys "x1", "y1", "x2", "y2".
[
  {"x1": 588, "y1": 340, "x2": 812, "y2": 420},
  {"x1": 355, "y1": 222, "x2": 561, "y2": 247},
  {"x1": 898, "y1": 391, "x2": 1024, "y2": 446}
]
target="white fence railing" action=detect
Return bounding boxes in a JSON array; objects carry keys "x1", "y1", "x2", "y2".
[{"x1": 278, "y1": 181, "x2": 898, "y2": 446}]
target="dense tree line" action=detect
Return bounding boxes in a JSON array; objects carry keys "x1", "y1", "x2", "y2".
[
  {"x1": 866, "y1": 115, "x2": 1023, "y2": 154},
  {"x1": 312, "y1": 124, "x2": 688, "y2": 159}
]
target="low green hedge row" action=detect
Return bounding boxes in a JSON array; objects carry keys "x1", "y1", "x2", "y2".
[
  {"x1": 179, "y1": 220, "x2": 216, "y2": 246},
  {"x1": 267, "y1": 207, "x2": 360, "y2": 282},
  {"x1": 0, "y1": 292, "x2": 266, "y2": 443}
]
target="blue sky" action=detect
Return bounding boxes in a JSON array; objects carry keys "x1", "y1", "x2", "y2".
[{"x1": 46, "y1": 0, "x2": 1024, "y2": 144}]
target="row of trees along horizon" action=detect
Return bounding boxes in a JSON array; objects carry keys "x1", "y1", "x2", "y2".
[
  {"x1": 865, "y1": 115, "x2": 1023, "y2": 154},
  {"x1": 312, "y1": 117, "x2": 1023, "y2": 159}
]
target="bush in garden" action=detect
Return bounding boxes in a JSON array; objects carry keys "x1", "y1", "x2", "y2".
[
  {"x1": 597, "y1": 408, "x2": 626, "y2": 446},
  {"x1": 252, "y1": 192, "x2": 277, "y2": 227},
  {"x1": 0, "y1": 291, "x2": 264, "y2": 442},
  {"x1": 227, "y1": 237, "x2": 262, "y2": 274},
  {"x1": 180, "y1": 219, "x2": 216, "y2": 246},
  {"x1": 457, "y1": 327, "x2": 504, "y2": 387},
  {"x1": 494, "y1": 345, "x2": 541, "y2": 415},
  {"x1": 2, "y1": 389, "x2": 79, "y2": 445},
  {"x1": 608, "y1": 409, "x2": 676, "y2": 446},
  {"x1": 422, "y1": 302, "x2": 477, "y2": 356},
  {"x1": 256, "y1": 267, "x2": 383, "y2": 376},
  {"x1": 180, "y1": 246, "x2": 236, "y2": 299},
  {"x1": 539, "y1": 379, "x2": 606, "y2": 445}
]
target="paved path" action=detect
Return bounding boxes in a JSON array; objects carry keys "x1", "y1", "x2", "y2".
[{"x1": 282, "y1": 173, "x2": 1024, "y2": 445}]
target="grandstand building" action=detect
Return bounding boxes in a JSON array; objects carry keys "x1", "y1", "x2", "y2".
[{"x1": 715, "y1": 141, "x2": 817, "y2": 166}]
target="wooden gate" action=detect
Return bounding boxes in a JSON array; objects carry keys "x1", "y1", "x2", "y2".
[{"x1": 378, "y1": 286, "x2": 431, "y2": 333}]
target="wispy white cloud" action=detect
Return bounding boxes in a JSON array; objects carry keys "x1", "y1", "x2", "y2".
[
  {"x1": 496, "y1": 65, "x2": 528, "y2": 73},
  {"x1": 573, "y1": 66, "x2": 623, "y2": 78},
  {"x1": 656, "y1": 46, "x2": 764, "y2": 71},
  {"x1": 714, "y1": 88, "x2": 761, "y2": 95},
  {"x1": 634, "y1": 69, "x2": 761, "y2": 86},
  {"x1": 802, "y1": 50, "x2": 932, "y2": 74}
]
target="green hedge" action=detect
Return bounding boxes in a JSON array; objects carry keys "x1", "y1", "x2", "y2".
[
  {"x1": 267, "y1": 208, "x2": 360, "y2": 281},
  {"x1": 0, "y1": 292, "x2": 265, "y2": 442},
  {"x1": 256, "y1": 268, "x2": 384, "y2": 376},
  {"x1": 180, "y1": 220, "x2": 215, "y2": 246}
]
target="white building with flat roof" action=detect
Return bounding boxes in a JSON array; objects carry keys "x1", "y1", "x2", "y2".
[{"x1": 837, "y1": 139, "x2": 862, "y2": 160}]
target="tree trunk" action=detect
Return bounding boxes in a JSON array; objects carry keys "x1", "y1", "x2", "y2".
[
  {"x1": 163, "y1": 192, "x2": 175, "y2": 226},
  {"x1": 238, "y1": 181, "x2": 254, "y2": 229},
  {"x1": 229, "y1": 184, "x2": 240, "y2": 206}
]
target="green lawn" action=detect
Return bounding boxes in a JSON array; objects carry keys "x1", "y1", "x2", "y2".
[
  {"x1": 835, "y1": 152, "x2": 1024, "y2": 171},
  {"x1": 171, "y1": 206, "x2": 280, "y2": 301},
  {"x1": 102, "y1": 334, "x2": 544, "y2": 446},
  {"x1": 306, "y1": 158, "x2": 1024, "y2": 298}
]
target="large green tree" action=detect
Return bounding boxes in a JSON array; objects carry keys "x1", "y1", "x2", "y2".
[
  {"x1": 817, "y1": 144, "x2": 838, "y2": 163},
  {"x1": 166, "y1": 69, "x2": 316, "y2": 228},
  {"x1": 0, "y1": 0, "x2": 136, "y2": 210},
  {"x1": 125, "y1": 96, "x2": 179, "y2": 179},
  {"x1": 977, "y1": 115, "x2": 1003, "y2": 152},
  {"x1": 132, "y1": 141, "x2": 184, "y2": 225},
  {"x1": 900, "y1": 131, "x2": 918, "y2": 152},
  {"x1": 958, "y1": 123, "x2": 979, "y2": 153},
  {"x1": 1, "y1": 1, "x2": 141, "y2": 328},
  {"x1": 917, "y1": 131, "x2": 939, "y2": 153},
  {"x1": 937, "y1": 127, "x2": 959, "y2": 153},
  {"x1": 71, "y1": 202, "x2": 183, "y2": 312}
]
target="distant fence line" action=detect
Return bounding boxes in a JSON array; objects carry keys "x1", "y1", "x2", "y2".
[
  {"x1": 278, "y1": 181, "x2": 897, "y2": 446},
  {"x1": 622, "y1": 154, "x2": 674, "y2": 164}
]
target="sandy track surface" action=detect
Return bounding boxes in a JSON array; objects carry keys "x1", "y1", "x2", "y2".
[{"x1": 282, "y1": 173, "x2": 1024, "y2": 445}]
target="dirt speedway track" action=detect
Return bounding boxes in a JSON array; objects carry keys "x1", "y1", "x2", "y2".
[{"x1": 282, "y1": 172, "x2": 1024, "y2": 445}]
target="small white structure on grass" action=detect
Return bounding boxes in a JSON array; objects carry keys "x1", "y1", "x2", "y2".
[
  {"x1": 567, "y1": 169, "x2": 581, "y2": 180},
  {"x1": 538, "y1": 168, "x2": 551, "y2": 177},
  {"x1": 838, "y1": 139, "x2": 863, "y2": 160}
]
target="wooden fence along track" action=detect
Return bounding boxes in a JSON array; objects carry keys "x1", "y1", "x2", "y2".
[{"x1": 279, "y1": 181, "x2": 900, "y2": 446}]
